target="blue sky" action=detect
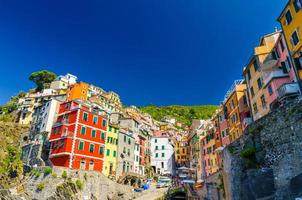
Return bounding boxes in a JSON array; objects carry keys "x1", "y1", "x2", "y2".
[{"x1": 0, "y1": 0, "x2": 287, "y2": 106}]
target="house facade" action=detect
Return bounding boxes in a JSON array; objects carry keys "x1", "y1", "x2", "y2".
[
  {"x1": 49, "y1": 100, "x2": 108, "y2": 171},
  {"x1": 102, "y1": 124, "x2": 119, "y2": 177}
]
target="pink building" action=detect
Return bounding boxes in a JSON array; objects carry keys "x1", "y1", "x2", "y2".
[
  {"x1": 218, "y1": 109, "x2": 230, "y2": 147},
  {"x1": 263, "y1": 33, "x2": 298, "y2": 107}
]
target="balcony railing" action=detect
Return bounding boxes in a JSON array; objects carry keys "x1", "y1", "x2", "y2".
[
  {"x1": 52, "y1": 120, "x2": 69, "y2": 127},
  {"x1": 277, "y1": 83, "x2": 300, "y2": 98},
  {"x1": 263, "y1": 70, "x2": 289, "y2": 86}
]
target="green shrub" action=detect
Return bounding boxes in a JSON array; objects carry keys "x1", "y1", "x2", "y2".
[
  {"x1": 240, "y1": 147, "x2": 256, "y2": 158},
  {"x1": 44, "y1": 167, "x2": 52, "y2": 176},
  {"x1": 36, "y1": 182, "x2": 45, "y2": 191},
  {"x1": 56, "y1": 183, "x2": 64, "y2": 190},
  {"x1": 75, "y1": 179, "x2": 84, "y2": 190},
  {"x1": 52, "y1": 172, "x2": 57, "y2": 178},
  {"x1": 62, "y1": 170, "x2": 68, "y2": 179},
  {"x1": 35, "y1": 171, "x2": 42, "y2": 178},
  {"x1": 228, "y1": 146, "x2": 235, "y2": 154}
]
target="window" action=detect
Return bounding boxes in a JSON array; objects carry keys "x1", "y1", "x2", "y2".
[
  {"x1": 89, "y1": 144, "x2": 94, "y2": 153},
  {"x1": 247, "y1": 69, "x2": 251, "y2": 81},
  {"x1": 57, "y1": 127, "x2": 61, "y2": 134},
  {"x1": 93, "y1": 116, "x2": 98, "y2": 125},
  {"x1": 155, "y1": 153, "x2": 158, "y2": 158},
  {"x1": 83, "y1": 112, "x2": 88, "y2": 121},
  {"x1": 107, "y1": 137, "x2": 110, "y2": 143},
  {"x1": 155, "y1": 139, "x2": 157, "y2": 143},
  {"x1": 254, "y1": 60, "x2": 259, "y2": 71},
  {"x1": 250, "y1": 87, "x2": 255, "y2": 97},
  {"x1": 60, "y1": 139, "x2": 65, "y2": 148},
  {"x1": 127, "y1": 149, "x2": 130, "y2": 156},
  {"x1": 253, "y1": 103, "x2": 258, "y2": 113},
  {"x1": 268, "y1": 85, "x2": 273, "y2": 96},
  {"x1": 162, "y1": 145, "x2": 165, "y2": 150},
  {"x1": 53, "y1": 127, "x2": 56, "y2": 134},
  {"x1": 155, "y1": 146, "x2": 158, "y2": 150},
  {"x1": 54, "y1": 141, "x2": 58, "y2": 149},
  {"x1": 65, "y1": 103, "x2": 69, "y2": 109},
  {"x1": 291, "y1": 30, "x2": 300, "y2": 46},
  {"x1": 81, "y1": 126, "x2": 86, "y2": 135},
  {"x1": 124, "y1": 135, "x2": 127, "y2": 142},
  {"x1": 110, "y1": 137, "x2": 113, "y2": 144},
  {"x1": 257, "y1": 78, "x2": 262, "y2": 89},
  {"x1": 162, "y1": 153, "x2": 165, "y2": 158},
  {"x1": 91, "y1": 129, "x2": 96, "y2": 138},
  {"x1": 116, "y1": 139, "x2": 118, "y2": 145},
  {"x1": 281, "y1": 62, "x2": 288, "y2": 73},
  {"x1": 113, "y1": 151, "x2": 117, "y2": 157},
  {"x1": 272, "y1": 49, "x2": 280, "y2": 60},
  {"x1": 78, "y1": 141, "x2": 84, "y2": 150},
  {"x1": 285, "y1": 10, "x2": 293, "y2": 24},
  {"x1": 261, "y1": 95, "x2": 267, "y2": 108},
  {"x1": 101, "y1": 132, "x2": 105, "y2": 140},
  {"x1": 280, "y1": 39, "x2": 285, "y2": 52},
  {"x1": 99, "y1": 146, "x2": 104, "y2": 154},
  {"x1": 128, "y1": 138, "x2": 131, "y2": 145},
  {"x1": 106, "y1": 149, "x2": 110, "y2": 156},
  {"x1": 294, "y1": 0, "x2": 302, "y2": 12},
  {"x1": 294, "y1": 56, "x2": 302, "y2": 69},
  {"x1": 102, "y1": 119, "x2": 107, "y2": 127},
  {"x1": 109, "y1": 126, "x2": 112, "y2": 132}
]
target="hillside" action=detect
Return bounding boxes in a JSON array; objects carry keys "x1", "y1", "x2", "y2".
[{"x1": 140, "y1": 105, "x2": 218, "y2": 125}]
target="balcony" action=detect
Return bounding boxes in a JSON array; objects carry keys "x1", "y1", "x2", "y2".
[
  {"x1": 263, "y1": 70, "x2": 289, "y2": 86},
  {"x1": 52, "y1": 120, "x2": 69, "y2": 127},
  {"x1": 261, "y1": 59, "x2": 278, "y2": 72},
  {"x1": 277, "y1": 83, "x2": 300, "y2": 98}
]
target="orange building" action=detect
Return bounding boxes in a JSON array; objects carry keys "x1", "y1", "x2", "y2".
[
  {"x1": 66, "y1": 82, "x2": 89, "y2": 101},
  {"x1": 223, "y1": 80, "x2": 251, "y2": 143}
]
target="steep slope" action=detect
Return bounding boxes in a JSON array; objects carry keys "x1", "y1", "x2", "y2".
[{"x1": 140, "y1": 105, "x2": 218, "y2": 125}]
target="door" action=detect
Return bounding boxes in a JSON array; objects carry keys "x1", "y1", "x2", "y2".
[
  {"x1": 109, "y1": 163, "x2": 113, "y2": 175},
  {"x1": 89, "y1": 160, "x2": 94, "y2": 170},
  {"x1": 80, "y1": 158, "x2": 86, "y2": 170}
]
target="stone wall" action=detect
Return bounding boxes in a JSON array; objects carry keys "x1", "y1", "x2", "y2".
[{"x1": 222, "y1": 99, "x2": 302, "y2": 200}]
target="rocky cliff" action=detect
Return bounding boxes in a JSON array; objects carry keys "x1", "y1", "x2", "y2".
[{"x1": 222, "y1": 99, "x2": 302, "y2": 200}]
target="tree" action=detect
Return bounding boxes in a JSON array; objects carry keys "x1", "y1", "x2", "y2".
[{"x1": 29, "y1": 70, "x2": 57, "y2": 92}]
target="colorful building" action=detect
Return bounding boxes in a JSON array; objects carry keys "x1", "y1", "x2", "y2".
[
  {"x1": 49, "y1": 100, "x2": 108, "y2": 171},
  {"x1": 244, "y1": 31, "x2": 299, "y2": 121},
  {"x1": 102, "y1": 124, "x2": 119, "y2": 177},
  {"x1": 218, "y1": 107, "x2": 230, "y2": 147},
  {"x1": 66, "y1": 82, "x2": 89, "y2": 101},
  {"x1": 278, "y1": 0, "x2": 302, "y2": 82},
  {"x1": 223, "y1": 80, "x2": 251, "y2": 143}
]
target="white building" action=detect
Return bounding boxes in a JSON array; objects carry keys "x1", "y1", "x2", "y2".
[
  {"x1": 50, "y1": 73, "x2": 77, "y2": 90},
  {"x1": 31, "y1": 96, "x2": 64, "y2": 139},
  {"x1": 151, "y1": 132, "x2": 176, "y2": 176}
]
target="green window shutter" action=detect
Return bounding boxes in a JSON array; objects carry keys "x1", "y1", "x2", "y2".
[
  {"x1": 78, "y1": 141, "x2": 84, "y2": 150},
  {"x1": 128, "y1": 138, "x2": 131, "y2": 145},
  {"x1": 89, "y1": 144, "x2": 94, "y2": 153},
  {"x1": 124, "y1": 135, "x2": 126, "y2": 142},
  {"x1": 83, "y1": 112, "x2": 88, "y2": 121},
  {"x1": 155, "y1": 146, "x2": 158, "y2": 150},
  {"x1": 93, "y1": 116, "x2": 98, "y2": 124},
  {"x1": 81, "y1": 126, "x2": 86, "y2": 135},
  {"x1": 65, "y1": 103, "x2": 69, "y2": 109},
  {"x1": 162, "y1": 145, "x2": 164, "y2": 150},
  {"x1": 53, "y1": 127, "x2": 56, "y2": 134},
  {"x1": 107, "y1": 137, "x2": 110, "y2": 143},
  {"x1": 113, "y1": 151, "x2": 116, "y2": 157},
  {"x1": 106, "y1": 149, "x2": 110, "y2": 156},
  {"x1": 99, "y1": 146, "x2": 104, "y2": 154},
  {"x1": 102, "y1": 119, "x2": 107, "y2": 127},
  {"x1": 155, "y1": 139, "x2": 157, "y2": 143},
  {"x1": 109, "y1": 126, "x2": 112, "y2": 132},
  {"x1": 110, "y1": 138, "x2": 113, "y2": 144},
  {"x1": 91, "y1": 129, "x2": 96, "y2": 138},
  {"x1": 57, "y1": 127, "x2": 61, "y2": 134},
  {"x1": 101, "y1": 132, "x2": 105, "y2": 140},
  {"x1": 155, "y1": 153, "x2": 158, "y2": 158},
  {"x1": 162, "y1": 153, "x2": 165, "y2": 158}
]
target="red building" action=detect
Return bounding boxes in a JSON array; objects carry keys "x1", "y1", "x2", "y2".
[{"x1": 49, "y1": 100, "x2": 108, "y2": 171}]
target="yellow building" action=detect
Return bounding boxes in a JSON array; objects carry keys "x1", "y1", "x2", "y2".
[
  {"x1": 175, "y1": 135, "x2": 189, "y2": 165},
  {"x1": 223, "y1": 80, "x2": 250, "y2": 143},
  {"x1": 66, "y1": 82, "x2": 89, "y2": 101},
  {"x1": 103, "y1": 124, "x2": 119, "y2": 177},
  {"x1": 243, "y1": 32, "x2": 281, "y2": 121},
  {"x1": 278, "y1": 0, "x2": 302, "y2": 79}
]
